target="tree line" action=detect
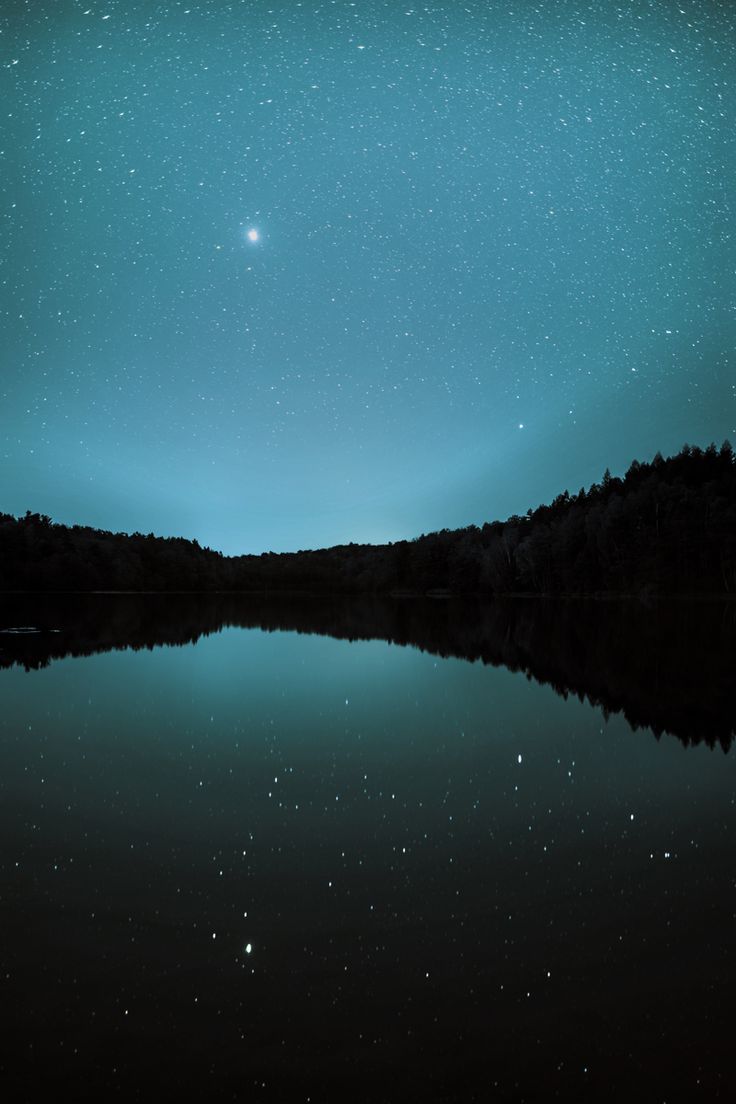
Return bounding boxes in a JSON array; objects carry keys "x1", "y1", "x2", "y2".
[{"x1": 1, "y1": 441, "x2": 734, "y2": 594}]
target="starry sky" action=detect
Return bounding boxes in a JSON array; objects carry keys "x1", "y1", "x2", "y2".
[{"x1": 2, "y1": 0, "x2": 734, "y2": 554}]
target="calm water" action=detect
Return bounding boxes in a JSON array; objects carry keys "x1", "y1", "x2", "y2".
[{"x1": 1, "y1": 596, "x2": 735, "y2": 1101}]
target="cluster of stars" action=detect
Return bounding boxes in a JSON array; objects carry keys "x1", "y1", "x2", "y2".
[{"x1": 0, "y1": 0, "x2": 733, "y2": 552}]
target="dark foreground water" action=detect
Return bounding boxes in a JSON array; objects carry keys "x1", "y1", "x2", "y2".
[{"x1": 1, "y1": 595, "x2": 735, "y2": 1102}]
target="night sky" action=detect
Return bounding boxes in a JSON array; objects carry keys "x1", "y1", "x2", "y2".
[{"x1": 2, "y1": 1, "x2": 734, "y2": 554}]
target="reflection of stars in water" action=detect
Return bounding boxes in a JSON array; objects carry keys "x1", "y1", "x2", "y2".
[{"x1": 247, "y1": 228, "x2": 259, "y2": 242}]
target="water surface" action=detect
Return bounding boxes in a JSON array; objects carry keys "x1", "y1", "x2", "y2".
[{"x1": 1, "y1": 596, "x2": 734, "y2": 1101}]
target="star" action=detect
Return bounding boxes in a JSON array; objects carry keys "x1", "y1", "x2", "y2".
[{"x1": 246, "y1": 228, "x2": 259, "y2": 243}]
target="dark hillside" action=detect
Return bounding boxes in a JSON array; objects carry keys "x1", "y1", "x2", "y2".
[{"x1": 1, "y1": 442, "x2": 734, "y2": 595}]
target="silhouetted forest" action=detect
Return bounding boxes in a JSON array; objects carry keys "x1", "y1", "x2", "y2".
[
  {"x1": 2, "y1": 441, "x2": 735, "y2": 594},
  {"x1": 1, "y1": 592, "x2": 734, "y2": 750}
]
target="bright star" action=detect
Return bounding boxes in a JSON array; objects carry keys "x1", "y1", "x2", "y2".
[{"x1": 247, "y1": 228, "x2": 259, "y2": 242}]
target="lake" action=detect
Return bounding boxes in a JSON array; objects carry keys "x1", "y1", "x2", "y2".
[{"x1": 1, "y1": 595, "x2": 735, "y2": 1101}]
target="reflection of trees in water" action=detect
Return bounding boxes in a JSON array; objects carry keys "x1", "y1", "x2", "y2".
[{"x1": 1, "y1": 594, "x2": 734, "y2": 751}]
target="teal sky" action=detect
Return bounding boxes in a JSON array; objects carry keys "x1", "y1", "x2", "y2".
[{"x1": 1, "y1": 0, "x2": 734, "y2": 553}]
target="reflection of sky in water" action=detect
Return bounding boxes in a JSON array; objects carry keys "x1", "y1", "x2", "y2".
[{"x1": 2, "y1": 625, "x2": 734, "y2": 1098}]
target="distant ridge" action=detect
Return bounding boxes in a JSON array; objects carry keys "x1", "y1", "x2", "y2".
[{"x1": 1, "y1": 442, "x2": 734, "y2": 595}]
